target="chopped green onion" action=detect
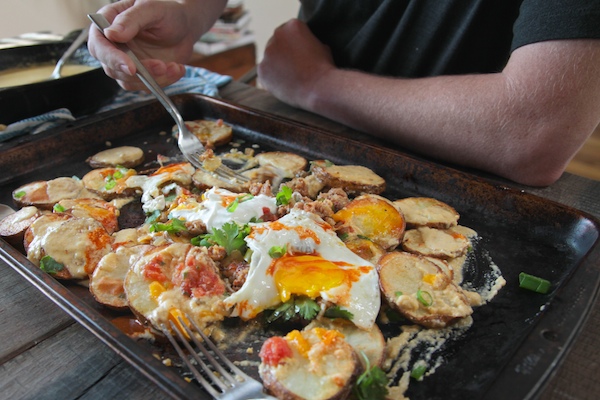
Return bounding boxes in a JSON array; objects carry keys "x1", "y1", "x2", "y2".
[
  {"x1": 14, "y1": 191, "x2": 26, "y2": 199},
  {"x1": 145, "y1": 210, "x2": 161, "y2": 224},
  {"x1": 104, "y1": 178, "x2": 117, "y2": 190},
  {"x1": 53, "y1": 203, "x2": 65, "y2": 213},
  {"x1": 519, "y1": 272, "x2": 551, "y2": 294},
  {"x1": 395, "y1": 291, "x2": 403, "y2": 298},
  {"x1": 149, "y1": 218, "x2": 187, "y2": 233},
  {"x1": 416, "y1": 289, "x2": 433, "y2": 307},
  {"x1": 268, "y1": 245, "x2": 287, "y2": 258},
  {"x1": 226, "y1": 194, "x2": 254, "y2": 212},
  {"x1": 410, "y1": 362, "x2": 427, "y2": 380}
]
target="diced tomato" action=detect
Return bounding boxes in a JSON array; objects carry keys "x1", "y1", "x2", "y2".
[
  {"x1": 261, "y1": 207, "x2": 278, "y2": 222},
  {"x1": 259, "y1": 337, "x2": 293, "y2": 367},
  {"x1": 173, "y1": 260, "x2": 226, "y2": 298},
  {"x1": 143, "y1": 257, "x2": 168, "y2": 282}
]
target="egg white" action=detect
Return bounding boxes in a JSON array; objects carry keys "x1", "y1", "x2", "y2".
[
  {"x1": 169, "y1": 187, "x2": 277, "y2": 230},
  {"x1": 224, "y1": 209, "x2": 380, "y2": 330}
]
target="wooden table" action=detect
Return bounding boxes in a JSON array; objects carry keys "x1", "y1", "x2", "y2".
[
  {"x1": 1, "y1": 81, "x2": 599, "y2": 400},
  {"x1": 188, "y1": 43, "x2": 256, "y2": 83}
]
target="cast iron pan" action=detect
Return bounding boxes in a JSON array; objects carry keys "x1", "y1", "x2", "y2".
[{"x1": 0, "y1": 32, "x2": 120, "y2": 125}]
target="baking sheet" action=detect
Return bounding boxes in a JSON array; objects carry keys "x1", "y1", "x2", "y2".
[{"x1": 0, "y1": 93, "x2": 599, "y2": 400}]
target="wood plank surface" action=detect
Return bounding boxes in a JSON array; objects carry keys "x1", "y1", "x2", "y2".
[
  {"x1": 0, "y1": 259, "x2": 73, "y2": 364},
  {"x1": 566, "y1": 123, "x2": 600, "y2": 181}
]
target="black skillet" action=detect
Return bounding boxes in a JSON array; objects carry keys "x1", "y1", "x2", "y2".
[{"x1": 0, "y1": 31, "x2": 119, "y2": 125}]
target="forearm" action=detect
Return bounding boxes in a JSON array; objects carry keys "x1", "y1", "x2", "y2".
[
  {"x1": 304, "y1": 42, "x2": 600, "y2": 186},
  {"x1": 307, "y1": 71, "x2": 530, "y2": 177}
]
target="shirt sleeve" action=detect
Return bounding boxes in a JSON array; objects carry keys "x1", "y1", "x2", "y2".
[{"x1": 511, "y1": 0, "x2": 600, "y2": 51}]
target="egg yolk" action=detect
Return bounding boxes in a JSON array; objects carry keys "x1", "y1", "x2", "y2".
[{"x1": 271, "y1": 254, "x2": 361, "y2": 302}]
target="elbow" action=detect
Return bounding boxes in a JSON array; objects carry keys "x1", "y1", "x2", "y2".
[
  {"x1": 507, "y1": 166, "x2": 564, "y2": 187},
  {"x1": 497, "y1": 134, "x2": 573, "y2": 187}
]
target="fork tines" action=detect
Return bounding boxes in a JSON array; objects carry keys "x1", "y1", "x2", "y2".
[
  {"x1": 186, "y1": 152, "x2": 250, "y2": 184},
  {"x1": 162, "y1": 315, "x2": 262, "y2": 399}
]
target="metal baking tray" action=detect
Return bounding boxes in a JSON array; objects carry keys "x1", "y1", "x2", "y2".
[{"x1": 1, "y1": 94, "x2": 599, "y2": 400}]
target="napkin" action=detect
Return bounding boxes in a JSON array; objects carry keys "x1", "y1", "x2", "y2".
[{"x1": 0, "y1": 66, "x2": 232, "y2": 143}]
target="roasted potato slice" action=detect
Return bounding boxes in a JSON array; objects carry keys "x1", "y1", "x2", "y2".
[
  {"x1": 333, "y1": 194, "x2": 406, "y2": 251},
  {"x1": 24, "y1": 213, "x2": 113, "y2": 279},
  {"x1": 378, "y1": 251, "x2": 472, "y2": 328},
  {"x1": 306, "y1": 318, "x2": 386, "y2": 369},
  {"x1": 192, "y1": 168, "x2": 249, "y2": 193},
  {"x1": 393, "y1": 197, "x2": 460, "y2": 229},
  {"x1": 124, "y1": 243, "x2": 229, "y2": 331},
  {"x1": 255, "y1": 151, "x2": 308, "y2": 179},
  {"x1": 12, "y1": 177, "x2": 84, "y2": 209},
  {"x1": 86, "y1": 146, "x2": 145, "y2": 168},
  {"x1": 82, "y1": 167, "x2": 139, "y2": 200},
  {"x1": 174, "y1": 119, "x2": 233, "y2": 147},
  {"x1": 0, "y1": 205, "x2": 41, "y2": 250},
  {"x1": 311, "y1": 160, "x2": 385, "y2": 196},
  {"x1": 401, "y1": 226, "x2": 470, "y2": 259},
  {"x1": 285, "y1": 175, "x2": 326, "y2": 199},
  {"x1": 343, "y1": 236, "x2": 387, "y2": 265},
  {"x1": 56, "y1": 198, "x2": 120, "y2": 234},
  {"x1": 90, "y1": 244, "x2": 153, "y2": 310},
  {"x1": 259, "y1": 327, "x2": 362, "y2": 400}
]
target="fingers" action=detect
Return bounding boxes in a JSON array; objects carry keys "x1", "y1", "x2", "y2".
[
  {"x1": 88, "y1": 1, "x2": 186, "y2": 91},
  {"x1": 118, "y1": 61, "x2": 186, "y2": 91}
]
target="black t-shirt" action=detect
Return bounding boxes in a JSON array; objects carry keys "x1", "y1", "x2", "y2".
[{"x1": 298, "y1": 0, "x2": 600, "y2": 77}]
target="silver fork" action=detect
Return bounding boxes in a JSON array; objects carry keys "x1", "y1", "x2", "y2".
[
  {"x1": 162, "y1": 314, "x2": 277, "y2": 400},
  {"x1": 87, "y1": 14, "x2": 249, "y2": 184}
]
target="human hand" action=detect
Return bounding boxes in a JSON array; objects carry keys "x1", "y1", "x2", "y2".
[
  {"x1": 88, "y1": 0, "x2": 207, "y2": 90},
  {"x1": 257, "y1": 19, "x2": 336, "y2": 110}
]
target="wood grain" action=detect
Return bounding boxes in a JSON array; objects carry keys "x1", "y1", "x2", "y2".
[{"x1": 566, "y1": 123, "x2": 600, "y2": 181}]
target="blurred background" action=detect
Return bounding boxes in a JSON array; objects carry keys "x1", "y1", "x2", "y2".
[{"x1": 0, "y1": 0, "x2": 299, "y2": 62}]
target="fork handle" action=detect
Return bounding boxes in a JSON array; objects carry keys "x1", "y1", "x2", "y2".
[{"x1": 87, "y1": 13, "x2": 186, "y2": 128}]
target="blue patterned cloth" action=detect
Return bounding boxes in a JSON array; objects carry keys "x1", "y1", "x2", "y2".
[{"x1": 0, "y1": 66, "x2": 232, "y2": 143}]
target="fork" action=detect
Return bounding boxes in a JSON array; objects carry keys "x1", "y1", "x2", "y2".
[
  {"x1": 162, "y1": 314, "x2": 277, "y2": 400},
  {"x1": 87, "y1": 14, "x2": 249, "y2": 185}
]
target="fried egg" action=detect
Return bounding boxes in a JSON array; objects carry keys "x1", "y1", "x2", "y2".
[
  {"x1": 169, "y1": 187, "x2": 277, "y2": 230},
  {"x1": 125, "y1": 162, "x2": 195, "y2": 213},
  {"x1": 224, "y1": 209, "x2": 380, "y2": 329}
]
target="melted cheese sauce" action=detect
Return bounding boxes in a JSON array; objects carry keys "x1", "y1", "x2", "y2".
[{"x1": 0, "y1": 64, "x2": 96, "y2": 88}]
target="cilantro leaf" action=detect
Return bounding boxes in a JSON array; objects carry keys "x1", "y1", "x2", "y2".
[
  {"x1": 195, "y1": 222, "x2": 249, "y2": 255},
  {"x1": 294, "y1": 296, "x2": 320, "y2": 320},
  {"x1": 275, "y1": 185, "x2": 293, "y2": 206},
  {"x1": 266, "y1": 301, "x2": 295, "y2": 324},
  {"x1": 323, "y1": 305, "x2": 354, "y2": 321},
  {"x1": 39, "y1": 255, "x2": 65, "y2": 275},
  {"x1": 354, "y1": 353, "x2": 389, "y2": 400},
  {"x1": 266, "y1": 296, "x2": 319, "y2": 323}
]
